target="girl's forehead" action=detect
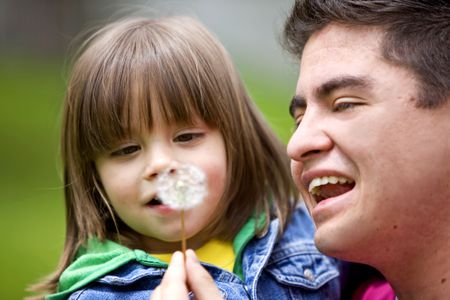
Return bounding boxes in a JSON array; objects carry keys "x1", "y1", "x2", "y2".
[
  {"x1": 126, "y1": 101, "x2": 206, "y2": 132},
  {"x1": 132, "y1": 98, "x2": 202, "y2": 123}
]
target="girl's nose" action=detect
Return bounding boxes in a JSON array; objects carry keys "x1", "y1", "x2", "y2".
[{"x1": 142, "y1": 143, "x2": 177, "y2": 180}]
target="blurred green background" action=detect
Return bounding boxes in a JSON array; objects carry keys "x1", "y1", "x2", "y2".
[{"x1": 0, "y1": 1, "x2": 298, "y2": 298}]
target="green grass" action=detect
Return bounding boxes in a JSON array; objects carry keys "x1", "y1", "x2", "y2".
[
  {"x1": 0, "y1": 57, "x2": 296, "y2": 299},
  {"x1": 0, "y1": 58, "x2": 66, "y2": 299}
]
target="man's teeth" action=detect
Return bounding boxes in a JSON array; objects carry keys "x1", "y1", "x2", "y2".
[{"x1": 308, "y1": 176, "x2": 354, "y2": 195}]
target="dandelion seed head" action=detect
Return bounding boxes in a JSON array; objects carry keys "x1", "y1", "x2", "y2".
[{"x1": 156, "y1": 164, "x2": 207, "y2": 210}]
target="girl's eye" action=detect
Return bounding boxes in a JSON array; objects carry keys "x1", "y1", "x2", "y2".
[
  {"x1": 174, "y1": 132, "x2": 203, "y2": 143},
  {"x1": 111, "y1": 145, "x2": 141, "y2": 156}
]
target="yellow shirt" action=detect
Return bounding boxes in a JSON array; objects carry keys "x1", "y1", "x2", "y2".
[{"x1": 152, "y1": 239, "x2": 235, "y2": 272}]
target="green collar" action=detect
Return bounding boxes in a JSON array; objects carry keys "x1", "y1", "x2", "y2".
[
  {"x1": 47, "y1": 215, "x2": 261, "y2": 300},
  {"x1": 232, "y1": 213, "x2": 265, "y2": 278},
  {"x1": 46, "y1": 239, "x2": 167, "y2": 299}
]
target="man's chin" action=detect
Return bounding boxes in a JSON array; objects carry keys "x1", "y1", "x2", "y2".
[
  {"x1": 314, "y1": 235, "x2": 340, "y2": 257},
  {"x1": 315, "y1": 231, "x2": 375, "y2": 266},
  {"x1": 314, "y1": 228, "x2": 353, "y2": 259}
]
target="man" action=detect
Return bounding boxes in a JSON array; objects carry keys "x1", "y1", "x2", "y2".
[
  {"x1": 152, "y1": 1, "x2": 449, "y2": 299},
  {"x1": 284, "y1": 0, "x2": 450, "y2": 299}
]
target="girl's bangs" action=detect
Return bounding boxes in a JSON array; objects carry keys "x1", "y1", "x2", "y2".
[{"x1": 78, "y1": 26, "x2": 222, "y2": 157}]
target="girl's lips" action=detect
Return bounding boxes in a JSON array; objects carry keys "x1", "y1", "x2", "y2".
[{"x1": 146, "y1": 203, "x2": 177, "y2": 215}]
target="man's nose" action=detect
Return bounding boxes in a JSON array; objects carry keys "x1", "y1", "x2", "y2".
[
  {"x1": 142, "y1": 143, "x2": 176, "y2": 180},
  {"x1": 287, "y1": 110, "x2": 333, "y2": 162}
]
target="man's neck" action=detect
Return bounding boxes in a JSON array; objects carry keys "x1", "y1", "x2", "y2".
[{"x1": 383, "y1": 236, "x2": 450, "y2": 299}]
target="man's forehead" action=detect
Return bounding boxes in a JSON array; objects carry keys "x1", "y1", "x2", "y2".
[
  {"x1": 295, "y1": 24, "x2": 382, "y2": 106},
  {"x1": 304, "y1": 23, "x2": 383, "y2": 51},
  {"x1": 299, "y1": 24, "x2": 383, "y2": 78}
]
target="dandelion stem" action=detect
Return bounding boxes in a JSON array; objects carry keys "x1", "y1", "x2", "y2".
[{"x1": 181, "y1": 210, "x2": 186, "y2": 257}]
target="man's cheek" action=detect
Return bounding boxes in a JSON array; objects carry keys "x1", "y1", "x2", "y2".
[{"x1": 290, "y1": 160, "x2": 303, "y2": 189}]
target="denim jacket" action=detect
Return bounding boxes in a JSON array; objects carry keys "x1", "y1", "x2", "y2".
[{"x1": 49, "y1": 205, "x2": 341, "y2": 299}]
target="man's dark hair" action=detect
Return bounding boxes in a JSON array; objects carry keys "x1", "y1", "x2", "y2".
[{"x1": 283, "y1": 0, "x2": 450, "y2": 108}]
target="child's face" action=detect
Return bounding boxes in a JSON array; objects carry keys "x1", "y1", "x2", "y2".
[{"x1": 95, "y1": 115, "x2": 227, "y2": 252}]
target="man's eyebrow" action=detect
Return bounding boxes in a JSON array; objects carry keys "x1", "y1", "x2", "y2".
[
  {"x1": 289, "y1": 76, "x2": 372, "y2": 117},
  {"x1": 289, "y1": 95, "x2": 306, "y2": 117},
  {"x1": 315, "y1": 75, "x2": 373, "y2": 99}
]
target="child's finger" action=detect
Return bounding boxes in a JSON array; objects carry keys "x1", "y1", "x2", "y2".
[
  {"x1": 155, "y1": 251, "x2": 190, "y2": 299},
  {"x1": 185, "y1": 249, "x2": 223, "y2": 300}
]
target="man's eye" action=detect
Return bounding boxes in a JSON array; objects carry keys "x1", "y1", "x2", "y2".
[
  {"x1": 111, "y1": 145, "x2": 140, "y2": 156},
  {"x1": 174, "y1": 133, "x2": 203, "y2": 143},
  {"x1": 333, "y1": 102, "x2": 360, "y2": 112},
  {"x1": 293, "y1": 114, "x2": 304, "y2": 129}
]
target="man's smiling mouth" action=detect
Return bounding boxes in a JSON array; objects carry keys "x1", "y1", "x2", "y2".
[{"x1": 308, "y1": 176, "x2": 355, "y2": 202}]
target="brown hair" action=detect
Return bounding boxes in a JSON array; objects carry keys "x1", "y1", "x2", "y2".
[
  {"x1": 29, "y1": 16, "x2": 296, "y2": 298},
  {"x1": 283, "y1": 0, "x2": 450, "y2": 108}
]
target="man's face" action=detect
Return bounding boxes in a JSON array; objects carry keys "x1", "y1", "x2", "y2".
[{"x1": 287, "y1": 24, "x2": 450, "y2": 265}]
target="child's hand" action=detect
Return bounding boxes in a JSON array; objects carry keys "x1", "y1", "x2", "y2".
[
  {"x1": 151, "y1": 251, "x2": 188, "y2": 299},
  {"x1": 185, "y1": 249, "x2": 223, "y2": 299},
  {"x1": 151, "y1": 250, "x2": 223, "y2": 300}
]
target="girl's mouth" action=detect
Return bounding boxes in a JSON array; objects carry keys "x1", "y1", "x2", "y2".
[
  {"x1": 146, "y1": 197, "x2": 176, "y2": 214},
  {"x1": 147, "y1": 197, "x2": 163, "y2": 206}
]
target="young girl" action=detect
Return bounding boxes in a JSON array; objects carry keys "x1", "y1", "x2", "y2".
[{"x1": 30, "y1": 16, "x2": 342, "y2": 299}]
